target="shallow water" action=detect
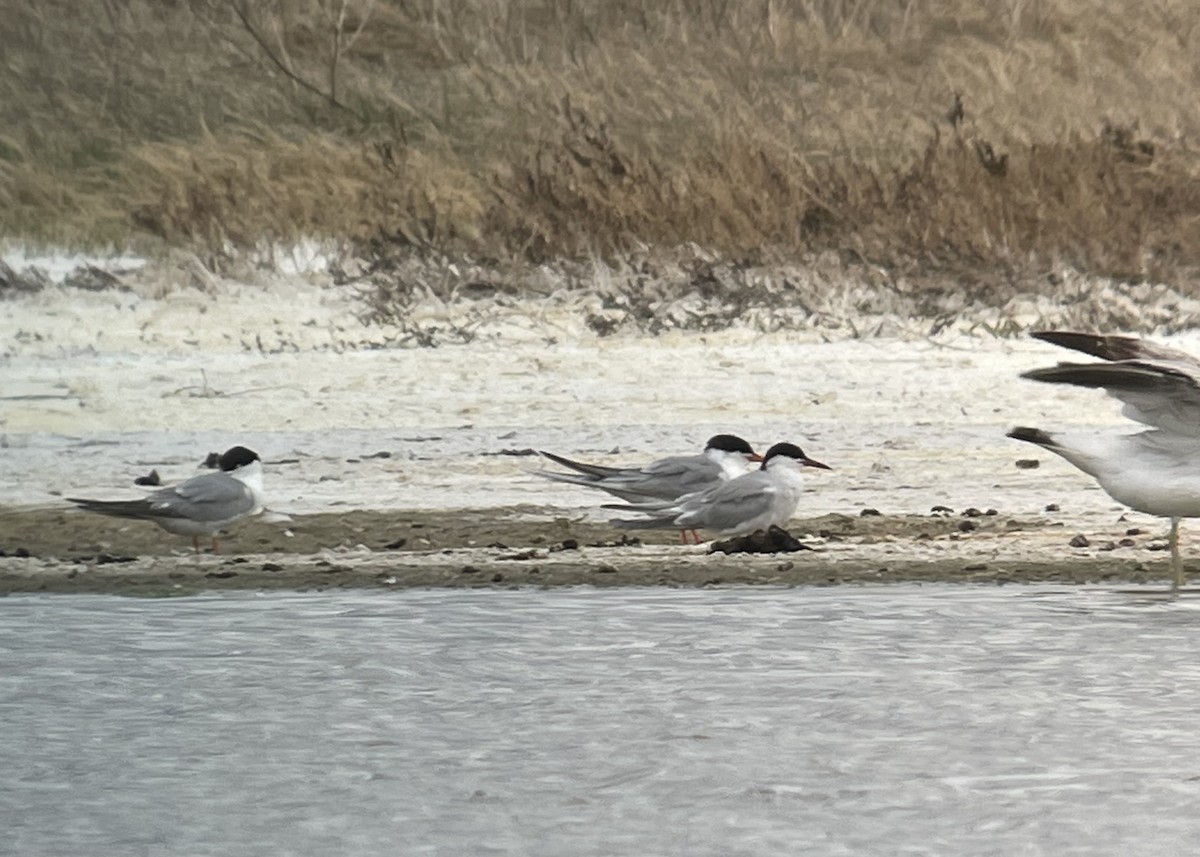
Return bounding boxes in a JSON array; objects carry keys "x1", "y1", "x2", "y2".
[{"x1": 5, "y1": 585, "x2": 1200, "y2": 856}]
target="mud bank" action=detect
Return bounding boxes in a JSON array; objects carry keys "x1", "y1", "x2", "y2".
[{"x1": 0, "y1": 506, "x2": 1186, "y2": 596}]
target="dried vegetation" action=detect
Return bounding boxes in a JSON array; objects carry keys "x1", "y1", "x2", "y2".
[{"x1": 6, "y1": 0, "x2": 1200, "y2": 327}]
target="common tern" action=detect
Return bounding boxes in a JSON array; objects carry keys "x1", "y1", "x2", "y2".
[
  {"x1": 67, "y1": 446, "x2": 265, "y2": 554},
  {"x1": 535, "y1": 434, "x2": 762, "y2": 502},
  {"x1": 607, "y1": 442, "x2": 830, "y2": 541},
  {"x1": 1009, "y1": 330, "x2": 1200, "y2": 590}
]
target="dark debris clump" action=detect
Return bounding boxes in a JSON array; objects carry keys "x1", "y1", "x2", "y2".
[{"x1": 708, "y1": 525, "x2": 815, "y2": 555}]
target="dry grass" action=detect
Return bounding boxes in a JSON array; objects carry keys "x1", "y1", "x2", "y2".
[{"x1": 6, "y1": 0, "x2": 1200, "y2": 296}]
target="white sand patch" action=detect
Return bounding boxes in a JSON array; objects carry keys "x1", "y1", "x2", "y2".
[{"x1": 1, "y1": 245, "x2": 147, "y2": 283}]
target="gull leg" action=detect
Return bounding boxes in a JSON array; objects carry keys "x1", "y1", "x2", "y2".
[{"x1": 1170, "y1": 517, "x2": 1184, "y2": 591}]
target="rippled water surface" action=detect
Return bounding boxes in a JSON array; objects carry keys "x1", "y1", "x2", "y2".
[{"x1": 6, "y1": 585, "x2": 1200, "y2": 856}]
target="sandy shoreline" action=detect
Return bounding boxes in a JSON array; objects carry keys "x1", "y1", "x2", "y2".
[
  {"x1": 5, "y1": 256, "x2": 1199, "y2": 596},
  {"x1": 0, "y1": 505, "x2": 1188, "y2": 596}
]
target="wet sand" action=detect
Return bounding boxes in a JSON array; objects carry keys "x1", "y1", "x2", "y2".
[{"x1": 0, "y1": 505, "x2": 1183, "y2": 596}]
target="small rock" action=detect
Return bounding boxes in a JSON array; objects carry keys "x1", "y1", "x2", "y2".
[
  {"x1": 497, "y1": 550, "x2": 540, "y2": 561},
  {"x1": 205, "y1": 570, "x2": 238, "y2": 579},
  {"x1": 491, "y1": 572, "x2": 504, "y2": 582},
  {"x1": 1015, "y1": 459, "x2": 1040, "y2": 469},
  {"x1": 383, "y1": 538, "x2": 408, "y2": 550},
  {"x1": 860, "y1": 508, "x2": 882, "y2": 517},
  {"x1": 962, "y1": 508, "x2": 983, "y2": 517},
  {"x1": 1069, "y1": 534, "x2": 1090, "y2": 548},
  {"x1": 552, "y1": 538, "x2": 579, "y2": 552},
  {"x1": 362, "y1": 451, "x2": 392, "y2": 459},
  {"x1": 1125, "y1": 528, "x2": 1143, "y2": 536},
  {"x1": 1118, "y1": 538, "x2": 1137, "y2": 547},
  {"x1": 963, "y1": 563, "x2": 988, "y2": 572},
  {"x1": 1044, "y1": 504, "x2": 1060, "y2": 512},
  {"x1": 957, "y1": 520, "x2": 977, "y2": 532},
  {"x1": 262, "y1": 562, "x2": 284, "y2": 572},
  {"x1": 985, "y1": 509, "x2": 998, "y2": 516},
  {"x1": 931, "y1": 505, "x2": 954, "y2": 514},
  {"x1": 134, "y1": 469, "x2": 161, "y2": 486},
  {"x1": 95, "y1": 553, "x2": 135, "y2": 565},
  {"x1": 461, "y1": 565, "x2": 481, "y2": 574}
]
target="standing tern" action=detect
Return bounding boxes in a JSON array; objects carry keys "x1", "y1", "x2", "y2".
[
  {"x1": 535, "y1": 434, "x2": 762, "y2": 503},
  {"x1": 1008, "y1": 330, "x2": 1200, "y2": 590},
  {"x1": 67, "y1": 446, "x2": 265, "y2": 554},
  {"x1": 607, "y1": 442, "x2": 831, "y2": 541}
]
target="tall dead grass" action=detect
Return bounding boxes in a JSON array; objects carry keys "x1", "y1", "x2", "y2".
[{"x1": 5, "y1": 0, "x2": 1200, "y2": 290}]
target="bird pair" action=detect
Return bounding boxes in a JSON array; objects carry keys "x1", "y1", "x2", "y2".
[{"x1": 535, "y1": 434, "x2": 830, "y2": 544}]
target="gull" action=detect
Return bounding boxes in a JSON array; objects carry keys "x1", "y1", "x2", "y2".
[
  {"x1": 1008, "y1": 330, "x2": 1200, "y2": 590},
  {"x1": 67, "y1": 446, "x2": 266, "y2": 554},
  {"x1": 607, "y1": 442, "x2": 830, "y2": 542}
]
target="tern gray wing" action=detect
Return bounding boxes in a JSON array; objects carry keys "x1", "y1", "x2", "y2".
[
  {"x1": 537, "y1": 451, "x2": 720, "y2": 502},
  {"x1": 611, "y1": 473, "x2": 778, "y2": 533},
  {"x1": 675, "y1": 473, "x2": 778, "y2": 532},
  {"x1": 160, "y1": 472, "x2": 256, "y2": 521},
  {"x1": 71, "y1": 472, "x2": 254, "y2": 523},
  {"x1": 67, "y1": 496, "x2": 170, "y2": 521},
  {"x1": 637, "y1": 455, "x2": 721, "y2": 493},
  {"x1": 537, "y1": 450, "x2": 627, "y2": 480}
]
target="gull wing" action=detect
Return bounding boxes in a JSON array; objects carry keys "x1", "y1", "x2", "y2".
[
  {"x1": 1031, "y1": 331, "x2": 1200, "y2": 366},
  {"x1": 1026, "y1": 332, "x2": 1200, "y2": 436}
]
